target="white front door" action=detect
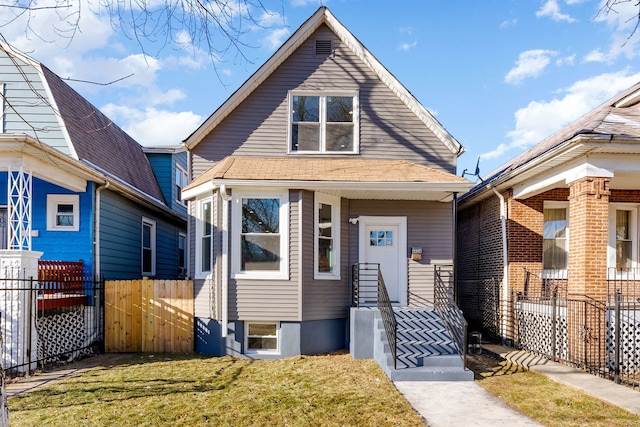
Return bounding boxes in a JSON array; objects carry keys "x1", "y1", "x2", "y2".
[{"x1": 359, "y1": 216, "x2": 407, "y2": 306}]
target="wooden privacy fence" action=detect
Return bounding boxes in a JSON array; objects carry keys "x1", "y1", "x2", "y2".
[{"x1": 105, "y1": 279, "x2": 194, "y2": 353}]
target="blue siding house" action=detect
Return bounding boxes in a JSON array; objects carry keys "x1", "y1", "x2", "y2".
[{"x1": 0, "y1": 42, "x2": 187, "y2": 280}]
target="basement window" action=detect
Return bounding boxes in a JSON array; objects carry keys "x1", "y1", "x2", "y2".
[{"x1": 245, "y1": 322, "x2": 279, "y2": 354}]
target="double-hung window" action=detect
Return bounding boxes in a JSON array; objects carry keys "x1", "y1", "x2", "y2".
[
  {"x1": 142, "y1": 218, "x2": 156, "y2": 276},
  {"x1": 197, "y1": 198, "x2": 213, "y2": 277},
  {"x1": 608, "y1": 204, "x2": 638, "y2": 273},
  {"x1": 175, "y1": 166, "x2": 188, "y2": 205},
  {"x1": 289, "y1": 92, "x2": 359, "y2": 153},
  {"x1": 232, "y1": 191, "x2": 289, "y2": 279},
  {"x1": 314, "y1": 193, "x2": 340, "y2": 279},
  {"x1": 543, "y1": 202, "x2": 569, "y2": 273}
]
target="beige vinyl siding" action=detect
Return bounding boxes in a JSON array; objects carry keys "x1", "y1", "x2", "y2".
[
  {"x1": 228, "y1": 190, "x2": 300, "y2": 321},
  {"x1": 348, "y1": 200, "x2": 454, "y2": 304},
  {"x1": 301, "y1": 192, "x2": 351, "y2": 321},
  {"x1": 191, "y1": 24, "x2": 456, "y2": 177},
  {"x1": 0, "y1": 53, "x2": 69, "y2": 154}
]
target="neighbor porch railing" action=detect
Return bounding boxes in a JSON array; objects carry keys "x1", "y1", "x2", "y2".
[
  {"x1": 434, "y1": 265, "x2": 467, "y2": 367},
  {"x1": 352, "y1": 263, "x2": 398, "y2": 369}
]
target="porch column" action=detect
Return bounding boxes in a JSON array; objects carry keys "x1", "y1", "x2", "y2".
[
  {"x1": 567, "y1": 176, "x2": 610, "y2": 366},
  {"x1": 8, "y1": 168, "x2": 33, "y2": 251},
  {"x1": 0, "y1": 250, "x2": 42, "y2": 373}
]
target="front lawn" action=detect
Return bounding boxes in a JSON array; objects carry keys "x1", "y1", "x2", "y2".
[{"x1": 8, "y1": 352, "x2": 425, "y2": 427}]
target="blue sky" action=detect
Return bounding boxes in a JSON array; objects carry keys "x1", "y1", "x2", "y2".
[{"x1": 1, "y1": 0, "x2": 640, "y2": 179}]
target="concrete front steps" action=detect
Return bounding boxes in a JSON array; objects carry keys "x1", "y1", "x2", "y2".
[{"x1": 373, "y1": 308, "x2": 473, "y2": 381}]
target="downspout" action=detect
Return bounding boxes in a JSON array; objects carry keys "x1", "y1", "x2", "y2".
[
  {"x1": 94, "y1": 179, "x2": 110, "y2": 279},
  {"x1": 452, "y1": 192, "x2": 458, "y2": 303},
  {"x1": 219, "y1": 184, "x2": 232, "y2": 339},
  {"x1": 489, "y1": 185, "x2": 509, "y2": 344}
]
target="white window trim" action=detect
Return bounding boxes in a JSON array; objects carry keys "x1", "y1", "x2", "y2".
[
  {"x1": 141, "y1": 217, "x2": 156, "y2": 276},
  {"x1": 231, "y1": 190, "x2": 289, "y2": 280},
  {"x1": 542, "y1": 201, "x2": 569, "y2": 278},
  {"x1": 287, "y1": 91, "x2": 360, "y2": 154},
  {"x1": 607, "y1": 203, "x2": 639, "y2": 278},
  {"x1": 46, "y1": 194, "x2": 79, "y2": 231},
  {"x1": 314, "y1": 192, "x2": 341, "y2": 280},
  {"x1": 245, "y1": 321, "x2": 280, "y2": 354},
  {"x1": 176, "y1": 165, "x2": 188, "y2": 206},
  {"x1": 195, "y1": 197, "x2": 213, "y2": 279}
]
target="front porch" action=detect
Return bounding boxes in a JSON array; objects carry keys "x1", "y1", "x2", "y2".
[{"x1": 349, "y1": 263, "x2": 472, "y2": 381}]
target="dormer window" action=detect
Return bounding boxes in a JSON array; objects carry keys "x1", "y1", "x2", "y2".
[{"x1": 288, "y1": 92, "x2": 359, "y2": 154}]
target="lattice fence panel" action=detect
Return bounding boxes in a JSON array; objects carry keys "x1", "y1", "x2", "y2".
[
  {"x1": 606, "y1": 309, "x2": 640, "y2": 374},
  {"x1": 36, "y1": 307, "x2": 93, "y2": 362},
  {"x1": 515, "y1": 302, "x2": 568, "y2": 360}
]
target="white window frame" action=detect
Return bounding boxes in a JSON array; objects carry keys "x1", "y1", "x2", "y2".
[
  {"x1": 141, "y1": 217, "x2": 156, "y2": 276},
  {"x1": 195, "y1": 197, "x2": 213, "y2": 278},
  {"x1": 542, "y1": 201, "x2": 569, "y2": 278},
  {"x1": 314, "y1": 192, "x2": 341, "y2": 280},
  {"x1": 245, "y1": 321, "x2": 280, "y2": 354},
  {"x1": 175, "y1": 165, "x2": 188, "y2": 205},
  {"x1": 231, "y1": 190, "x2": 289, "y2": 280},
  {"x1": 608, "y1": 203, "x2": 639, "y2": 277},
  {"x1": 287, "y1": 91, "x2": 359, "y2": 154},
  {"x1": 46, "y1": 194, "x2": 80, "y2": 231}
]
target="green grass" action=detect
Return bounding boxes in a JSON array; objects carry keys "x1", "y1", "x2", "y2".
[
  {"x1": 7, "y1": 352, "x2": 425, "y2": 427},
  {"x1": 468, "y1": 354, "x2": 640, "y2": 427}
]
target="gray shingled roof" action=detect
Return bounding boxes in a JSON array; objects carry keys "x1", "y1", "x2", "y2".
[{"x1": 41, "y1": 65, "x2": 166, "y2": 203}]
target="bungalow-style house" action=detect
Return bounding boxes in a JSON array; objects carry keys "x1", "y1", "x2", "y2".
[
  {"x1": 0, "y1": 42, "x2": 188, "y2": 280},
  {"x1": 457, "y1": 81, "x2": 640, "y2": 376},
  {"x1": 182, "y1": 7, "x2": 473, "y2": 379}
]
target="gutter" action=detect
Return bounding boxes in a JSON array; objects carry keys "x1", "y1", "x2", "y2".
[
  {"x1": 489, "y1": 185, "x2": 509, "y2": 344},
  {"x1": 219, "y1": 184, "x2": 232, "y2": 339}
]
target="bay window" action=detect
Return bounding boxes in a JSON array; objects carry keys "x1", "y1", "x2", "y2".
[
  {"x1": 315, "y1": 193, "x2": 340, "y2": 279},
  {"x1": 196, "y1": 198, "x2": 213, "y2": 276}
]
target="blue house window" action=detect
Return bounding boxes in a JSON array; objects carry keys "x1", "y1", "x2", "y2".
[
  {"x1": 46, "y1": 194, "x2": 79, "y2": 231},
  {"x1": 142, "y1": 218, "x2": 156, "y2": 276}
]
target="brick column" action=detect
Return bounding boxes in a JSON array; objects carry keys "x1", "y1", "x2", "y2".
[
  {"x1": 567, "y1": 176, "x2": 610, "y2": 366},
  {"x1": 567, "y1": 176, "x2": 610, "y2": 296}
]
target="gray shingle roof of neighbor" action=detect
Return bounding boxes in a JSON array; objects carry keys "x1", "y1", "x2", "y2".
[
  {"x1": 469, "y1": 80, "x2": 640, "y2": 194},
  {"x1": 40, "y1": 65, "x2": 166, "y2": 204}
]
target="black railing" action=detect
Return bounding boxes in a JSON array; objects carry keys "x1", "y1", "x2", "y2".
[
  {"x1": 434, "y1": 265, "x2": 467, "y2": 367},
  {"x1": 0, "y1": 268, "x2": 104, "y2": 376},
  {"x1": 377, "y1": 267, "x2": 398, "y2": 370},
  {"x1": 352, "y1": 263, "x2": 398, "y2": 369}
]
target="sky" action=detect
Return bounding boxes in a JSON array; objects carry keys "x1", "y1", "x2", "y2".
[{"x1": 1, "y1": 0, "x2": 640, "y2": 180}]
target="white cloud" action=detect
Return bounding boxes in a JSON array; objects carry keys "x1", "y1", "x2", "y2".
[
  {"x1": 583, "y1": 49, "x2": 609, "y2": 63},
  {"x1": 262, "y1": 27, "x2": 291, "y2": 51},
  {"x1": 536, "y1": 0, "x2": 577, "y2": 22},
  {"x1": 505, "y1": 49, "x2": 558, "y2": 84},
  {"x1": 592, "y1": 0, "x2": 640, "y2": 60},
  {"x1": 101, "y1": 104, "x2": 202, "y2": 146},
  {"x1": 500, "y1": 18, "x2": 518, "y2": 28},
  {"x1": 289, "y1": 0, "x2": 324, "y2": 6},
  {"x1": 399, "y1": 41, "x2": 418, "y2": 52},
  {"x1": 482, "y1": 70, "x2": 640, "y2": 160}
]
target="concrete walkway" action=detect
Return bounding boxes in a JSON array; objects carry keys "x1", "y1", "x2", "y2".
[{"x1": 394, "y1": 344, "x2": 640, "y2": 426}]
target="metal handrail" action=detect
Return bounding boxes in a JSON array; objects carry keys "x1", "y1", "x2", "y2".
[
  {"x1": 377, "y1": 267, "x2": 398, "y2": 370},
  {"x1": 352, "y1": 263, "x2": 398, "y2": 369},
  {"x1": 434, "y1": 265, "x2": 467, "y2": 367}
]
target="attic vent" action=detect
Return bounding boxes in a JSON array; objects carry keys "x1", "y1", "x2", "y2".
[{"x1": 315, "y1": 39, "x2": 333, "y2": 56}]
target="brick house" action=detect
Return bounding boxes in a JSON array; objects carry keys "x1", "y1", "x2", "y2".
[{"x1": 457, "y1": 82, "x2": 640, "y2": 366}]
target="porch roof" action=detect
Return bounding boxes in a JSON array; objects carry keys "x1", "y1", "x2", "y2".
[{"x1": 183, "y1": 156, "x2": 473, "y2": 201}]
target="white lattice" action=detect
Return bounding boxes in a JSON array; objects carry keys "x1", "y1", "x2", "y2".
[
  {"x1": 515, "y1": 302, "x2": 568, "y2": 360},
  {"x1": 606, "y1": 309, "x2": 640, "y2": 373},
  {"x1": 36, "y1": 307, "x2": 92, "y2": 362},
  {"x1": 8, "y1": 168, "x2": 32, "y2": 251}
]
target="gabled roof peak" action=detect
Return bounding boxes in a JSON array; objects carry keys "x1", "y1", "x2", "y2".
[{"x1": 184, "y1": 7, "x2": 464, "y2": 157}]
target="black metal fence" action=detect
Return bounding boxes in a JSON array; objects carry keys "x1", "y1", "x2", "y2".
[
  {"x1": 0, "y1": 269, "x2": 104, "y2": 376},
  {"x1": 512, "y1": 268, "x2": 640, "y2": 391},
  {"x1": 434, "y1": 265, "x2": 467, "y2": 367}
]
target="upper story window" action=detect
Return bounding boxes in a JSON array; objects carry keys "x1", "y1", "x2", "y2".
[
  {"x1": 543, "y1": 202, "x2": 569, "y2": 271},
  {"x1": 175, "y1": 166, "x2": 188, "y2": 205},
  {"x1": 46, "y1": 194, "x2": 79, "y2": 231},
  {"x1": 289, "y1": 92, "x2": 359, "y2": 154},
  {"x1": 142, "y1": 218, "x2": 156, "y2": 276}
]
